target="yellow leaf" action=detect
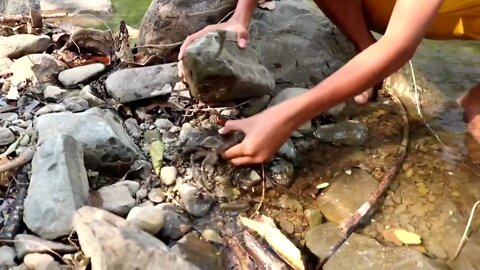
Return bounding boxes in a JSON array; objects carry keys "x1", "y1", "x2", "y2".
[
  {"x1": 149, "y1": 140, "x2": 165, "y2": 176},
  {"x1": 394, "y1": 229, "x2": 422, "y2": 245}
]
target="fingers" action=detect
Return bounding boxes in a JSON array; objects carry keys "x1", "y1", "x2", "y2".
[
  {"x1": 218, "y1": 119, "x2": 244, "y2": 135},
  {"x1": 237, "y1": 30, "x2": 249, "y2": 48},
  {"x1": 230, "y1": 156, "x2": 257, "y2": 166}
]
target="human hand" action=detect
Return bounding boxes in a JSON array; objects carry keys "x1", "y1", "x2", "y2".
[
  {"x1": 177, "y1": 18, "x2": 249, "y2": 80},
  {"x1": 218, "y1": 105, "x2": 297, "y2": 165}
]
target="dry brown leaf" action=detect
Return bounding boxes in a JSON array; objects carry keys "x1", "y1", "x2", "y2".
[{"x1": 258, "y1": 1, "x2": 275, "y2": 10}]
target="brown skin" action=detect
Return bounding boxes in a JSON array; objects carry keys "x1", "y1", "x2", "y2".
[{"x1": 179, "y1": 0, "x2": 479, "y2": 166}]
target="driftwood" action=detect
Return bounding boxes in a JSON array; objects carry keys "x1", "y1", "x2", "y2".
[
  {"x1": 227, "y1": 236, "x2": 255, "y2": 270},
  {"x1": 242, "y1": 231, "x2": 289, "y2": 270},
  {"x1": 0, "y1": 147, "x2": 35, "y2": 174},
  {"x1": 0, "y1": 173, "x2": 29, "y2": 240},
  {"x1": 316, "y1": 92, "x2": 410, "y2": 269}
]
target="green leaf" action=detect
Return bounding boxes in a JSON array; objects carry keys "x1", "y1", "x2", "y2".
[{"x1": 149, "y1": 140, "x2": 165, "y2": 176}]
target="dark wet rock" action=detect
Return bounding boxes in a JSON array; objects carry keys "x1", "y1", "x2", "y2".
[
  {"x1": 314, "y1": 120, "x2": 369, "y2": 146},
  {"x1": 304, "y1": 209, "x2": 324, "y2": 228},
  {"x1": 154, "y1": 118, "x2": 174, "y2": 130},
  {"x1": 126, "y1": 206, "x2": 166, "y2": 235},
  {"x1": 269, "y1": 158, "x2": 295, "y2": 188},
  {"x1": 179, "y1": 183, "x2": 215, "y2": 217},
  {"x1": 40, "y1": 0, "x2": 112, "y2": 15},
  {"x1": 58, "y1": 63, "x2": 105, "y2": 87},
  {"x1": 74, "y1": 206, "x2": 199, "y2": 270},
  {"x1": 250, "y1": 0, "x2": 355, "y2": 89},
  {"x1": 24, "y1": 134, "x2": 89, "y2": 240},
  {"x1": 148, "y1": 188, "x2": 167, "y2": 203},
  {"x1": 34, "y1": 104, "x2": 67, "y2": 116},
  {"x1": 11, "y1": 54, "x2": 66, "y2": 86},
  {"x1": 0, "y1": 246, "x2": 16, "y2": 268},
  {"x1": 183, "y1": 30, "x2": 275, "y2": 103},
  {"x1": 154, "y1": 203, "x2": 192, "y2": 240},
  {"x1": 43, "y1": 85, "x2": 67, "y2": 101},
  {"x1": 138, "y1": 0, "x2": 236, "y2": 57},
  {"x1": 0, "y1": 35, "x2": 51, "y2": 59},
  {"x1": 305, "y1": 223, "x2": 447, "y2": 270},
  {"x1": 0, "y1": 127, "x2": 15, "y2": 146},
  {"x1": 160, "y1": 166, "x2": 177, "y2": 185},
  {"x1": 277, "y1": 139, "x2": 298, "y2": 162},
  {"x1": 241, "y1": 95, "x2": 271, "y2": 117},
  {"x1": 14, "y1": 234, "x2": 76, "y2": 259},
  {"x1": 62, "y1": 96, "x2": 90, "y2": 112},
  {"x1": 98, "y1": 184, "x2": 136, "y2": 216},
  {"x1": 124, "y1": 118, "x2": 143, "y2": 140},
  {"x1": 79, "y1": 85, "x2": 105, "y2": 106},
  {"x1": 316, "y1": 169, "x2": 377, "y2": 225},
  {"x1": 34, "y1": 108, "x2": 143, "y2": 169},
  {"x1": 105, "y1": 63, "x2": 177, "y2": 103},
  {"x1": 171, "y1": 232, "x2": 225, "y2": 270},
  {"x1": 24, "y1": 253, "x2": 60, "y2": 270}
]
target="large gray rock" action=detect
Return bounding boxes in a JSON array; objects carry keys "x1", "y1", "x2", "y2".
[
  {"x1": 138, "y1": 0, "x2": 236, "y2": 57},
  {"x1": 316, "y1": 169, "x2": 377, "y2": 225},
  {"x1": 34, "y1": 108, "x2": 143, "y2": 169},
  {"x1": 305, "y1": 223, "x2": 447, "y2": 270},
  {"x1": 58, "y1": 63, "x2": 105, "y2": 87},
  {"x1": 14, "y1": 234, "x2": 76, "y2": 259},
  {"x1": 73, "y1": 206, "x2": 200, "y2": 270},
  {"x1": 0, "y1": 246, "x2": 16, "y2": 268},
  {"x1": 105, "y1": 63, "x2": 177, "y2": 103},
  {"x1": 249, "y1": 0, "x2": 356, "y2": 89},
  {"x1": 0, "y1": 35, "x2": 51, "y2": 59},
  {"x1": 183, "y1": 30, "x2": 275, "y2": 103},
  {"x1": 23, "y1": 134, "x2": 89, "y2": 240}
]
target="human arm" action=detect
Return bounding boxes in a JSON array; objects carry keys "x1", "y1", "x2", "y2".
[{"x1": 221, "y1": 0, "x2": 445, "y2": 165}]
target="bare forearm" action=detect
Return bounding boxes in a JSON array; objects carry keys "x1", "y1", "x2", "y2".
[
  {"x1": 288, "y1": 37, "x2": 415, "y2": 126},
  {"x1": 231, "y1": 0, "x2": 257, "y2": 27}
]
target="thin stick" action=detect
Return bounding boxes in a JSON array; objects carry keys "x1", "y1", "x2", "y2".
[
  {"x1": 250, "y1": 164, "x2": 265, "y2": 219},
  {"x1": 0, "y1": 148, "x2": 35, "y2": 173},
  {"x1": 451, "y1": 200, "x2": 480, "y2": 261},
  {"x1": 316, "y1": 92, "x2": 409, "y2": 269}
]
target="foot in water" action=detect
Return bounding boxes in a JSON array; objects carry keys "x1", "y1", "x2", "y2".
[{"x1": 353, "y1": 81, "x2": 383, "y2": 104}]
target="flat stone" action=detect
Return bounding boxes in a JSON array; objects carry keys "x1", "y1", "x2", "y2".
[
  {"x1": 62, "y1": 96, "x2": 89, "y2": 112},
  {"x1": 0, "y1": 127, "x2": 15, "y2": 146},
  {"x1": 111, "y1": 180, "x2": 140, "y2": 197},
  {"x1": 23, "y1": 134, "x2": 89, "y2": 240},
  {"x1": 126, "y1": 206, "x2": 165, "y2": 235},
  {"x1": 40, "y1": 0, "x2": 112, "y2": 15},
  {"x1": 171, "y1": 232, "x2": 224, "y2": 270},
  {"x1": 137, "y1": 0, "x2": 236, "y2": 57},
  {"x1": 160, "y1": 166, "x2": 177, "y2": 185},
  {"x1": 14, "y1": 234, "x2": 76, "y2": 259},
  {"x1": 148, "y1": 189, "x2": 166, "y2": 203},
  {"x1": 34, "y1": 104, "x2": 67, "y2": 116},
  {"x1": 0, "y1": 35, "x2": 51, "y2": 59},
  {"x1": 154, "y1": 118, "x2": 174, "y2": 130},
  {"x1": 154, "y1": 203, "x2": 192, "y2": 240},
  {"x1": 98, "y1": 184, "x2": 136, "y2": 216},
  {"x1": 73, "y1": 206, "x2": 199, "y2": 270},
  {"x1": 23, "y1": 253, "x2": 60, "y2": 270},
  {"x1": 179, "y1": 183, "x2": 214, "y2": 218},
  {"x1": 58, "y1": 63, "x2": 105, "y2": 87},
  {"x1": 34, "y1": 108, "x2": 143, "y2": 169},
  {"x1": 314, "y1": 120, "x2": 369, "y2": 146},
  {"x1": 183, "y1": 30, "x2": 275, "y2": 103},
  {"x1": 316, "y1": 169, "x2": 377, "y2": 225},
  {"x1": 43, "y1": 85, "x2": 67, "y2": 101},
  {"x1": 0, "y1": 246, "x2": 16, "y2": 268},
  {"x1": 105, "y1": 63, "x2": 177, "y2": 103},
  {"x1": 305, "y1": 223, "x2": 447, "y2": 270}
]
